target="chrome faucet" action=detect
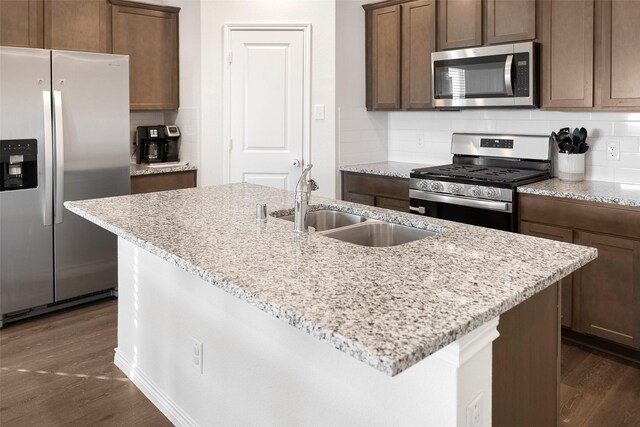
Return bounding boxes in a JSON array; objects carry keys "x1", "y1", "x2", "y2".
[{"x1": 294, "y1": 164, "x2": 319, "y2": 233}]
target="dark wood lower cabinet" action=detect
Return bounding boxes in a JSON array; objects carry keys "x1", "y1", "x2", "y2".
[
  {"x1": 520, "y1": 221, "x2": 574, "y2": 328},
  {"x1": 493, "y1": 283, "x2": 559, "y2": 427},
  {"x1": 574, "y1": 231, "x2": 640, "y2": 348},
  {"x1": 519, "y1": 193, "x2": 640, "y2": 352},
  {"x1": 131, "y1": 170, "x2": 196, "y2": 194},
  {"x1": 340, "y1": 171, "x2": 409, "y2": 213}
]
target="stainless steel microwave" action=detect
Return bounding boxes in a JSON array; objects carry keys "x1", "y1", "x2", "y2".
[{"x1": 431, "y1": 42, "x2": 539, "y2": 108}]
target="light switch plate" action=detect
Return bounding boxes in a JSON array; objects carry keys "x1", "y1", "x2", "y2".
[{"x1": 314, "y1": 104, "x2": 325, "y2": 120}]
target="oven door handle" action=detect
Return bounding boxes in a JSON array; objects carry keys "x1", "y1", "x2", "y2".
[
  {"x1": 410, "y1": 190, "x2": 513, "y2": 213},
  {"x1": 504, "y1": 54, "x2": 514, "y2": 97}
]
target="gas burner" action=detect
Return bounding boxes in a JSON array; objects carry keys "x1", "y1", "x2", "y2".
[{"x1": 412, "y1": 164, "x2": 547, "y2": 184}]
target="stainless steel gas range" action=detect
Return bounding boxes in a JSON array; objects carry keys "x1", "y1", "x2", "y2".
[{"x1": 409, "y1": 133, "x2": 552, "y2": 231}]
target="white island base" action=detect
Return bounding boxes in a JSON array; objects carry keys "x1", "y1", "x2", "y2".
[{"x1": 114, "y1": 238, "x2": 500, "y2": 427}]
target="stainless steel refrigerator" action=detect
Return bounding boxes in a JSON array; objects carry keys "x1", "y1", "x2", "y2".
[{"x1": 0, "y1": 47, "x2": 130, "y2": 326}]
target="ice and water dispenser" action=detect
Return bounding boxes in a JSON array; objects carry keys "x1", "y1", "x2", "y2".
[{"x1": 0, "y1": 139, "x2": 38, "y2": 191}]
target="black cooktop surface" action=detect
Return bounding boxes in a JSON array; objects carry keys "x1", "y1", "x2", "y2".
[{"x1": 411, "y1": 164, "x2": 549, "y2": 184}]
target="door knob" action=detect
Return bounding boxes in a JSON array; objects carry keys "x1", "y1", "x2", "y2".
[{"x1": 291, "y1": 159, "x2": 301, "y2": 167}]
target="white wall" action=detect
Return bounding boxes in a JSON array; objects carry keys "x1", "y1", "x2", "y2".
[
  {"x1": 387, "y1": 110, "x2": 640, "y2": 184},
  {"x1": 335, "y1": 0, "x2": 387, "y2": 188},
  {"x1": 200, "y1": 0, "x2": 336, "y2": 198}
]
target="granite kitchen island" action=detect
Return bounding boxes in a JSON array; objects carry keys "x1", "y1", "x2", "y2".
[{"x1": 66, "y1": 183, "x2": 596, "y2": 426}]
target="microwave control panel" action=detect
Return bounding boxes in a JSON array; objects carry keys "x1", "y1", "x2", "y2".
[{"x1": 514, "y1": 52, "x2": 530, "y2": 97}]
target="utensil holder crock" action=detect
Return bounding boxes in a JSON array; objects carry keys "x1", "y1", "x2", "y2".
[{"x1": 557, "y1": 153, "x2": 586, "y2": 182}]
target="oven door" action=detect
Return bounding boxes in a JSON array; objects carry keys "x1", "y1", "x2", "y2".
[{"x1": 409, "y1": 190, "x2": 516, "y2": 232}]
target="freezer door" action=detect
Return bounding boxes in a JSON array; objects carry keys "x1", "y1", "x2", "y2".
[
  {"x1": 0, "y1": 47, "x2": 55, "y2": 315},
  {"x1": 51, "y1": 50, "x2": 130, "y2": 301}
]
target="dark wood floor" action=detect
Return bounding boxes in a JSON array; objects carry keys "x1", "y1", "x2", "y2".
[
  {"x1": 1, "y1": 299, "x2": 639, "y2": 426},
  {"x1": 560, "y1": 340, "x2": 640, "y2": 426},
  {"x1": 0, "y1": 299, "x2": 170, "y2": 426}
]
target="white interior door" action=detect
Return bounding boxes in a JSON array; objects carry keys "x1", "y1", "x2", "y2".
[{"x1": 227, "y1": 27, "x2": 308, "y2": 191}]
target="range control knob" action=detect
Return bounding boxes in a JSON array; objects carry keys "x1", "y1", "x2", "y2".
[
  {"x1": 429, "y1": 181, "x2": 444, "y2": 192},
  {"x1": 416, "y1": 180, "x2": 429, "y2": 191},
  {"x1": 485, "y1": 187, "x2": 499, "y2": 199},
  {"x1": 448, "y1": 183, "x2": 463, "y2": 194},
  {"x1": 469, "y1": 186, "x2": 482, "y2": 198}
]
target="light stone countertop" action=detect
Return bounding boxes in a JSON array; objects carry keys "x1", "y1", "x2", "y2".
[
  {"x1": 339, "y1": 161, "x2": 426, "y2": 179},
  {"x1": 519, "y1": 178, "x2": 640, "y2": 207},
  {"x1": 65, "y1": 183, "x2": 596, "y2": 376},
  {"x1": 130, "y1": 163, "x2": 197, "y2": 177}
]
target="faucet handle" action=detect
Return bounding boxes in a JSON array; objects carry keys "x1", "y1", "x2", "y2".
[{"x1": 308, "y1": 179, "x2": 319, "y2": 192}]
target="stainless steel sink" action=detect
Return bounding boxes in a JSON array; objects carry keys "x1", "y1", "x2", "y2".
[
  {"x1": 321, "y1": 222, "x2": 435, "y2": 247},
  {"x1": 278, "y1": 209, "x2": 367, "y2": 232}
]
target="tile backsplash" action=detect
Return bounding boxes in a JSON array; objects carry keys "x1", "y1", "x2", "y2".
[
  {"x1": 387, "y1": 109, "x2": 640, "y2": 184},
  {"x1": 338, "y1": 107, "x2": 388, "y2": 166}
]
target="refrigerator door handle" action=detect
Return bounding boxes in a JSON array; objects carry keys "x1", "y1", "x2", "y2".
[
  {"x1": 42, "y1": 91, "x2": 53, "y2": 226},
  {"x1": 53, "y1": 90, "x2": 65, "y2": 224}
]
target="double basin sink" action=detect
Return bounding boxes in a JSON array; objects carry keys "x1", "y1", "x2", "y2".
[{"x1": 277, "y1": 209, "x2": 435, "y2": 247}]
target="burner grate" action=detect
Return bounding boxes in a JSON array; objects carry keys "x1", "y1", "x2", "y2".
[{"x1": 413, "y1": 164, "x2": 546, "y2": 183}]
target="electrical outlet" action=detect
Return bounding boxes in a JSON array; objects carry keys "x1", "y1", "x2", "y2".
[
  {"x1": 466, "y1": 393, "x2": 483, "y2": 427},
  {"x1": 607, "y1": 140, "x2": 620, "y2": 161},
  {"x1": 192, "y1": 338, "x2": 203, "y2": 374},
  {"x1": 416, "y1": 134, "x2": 425, "y2": 150}
]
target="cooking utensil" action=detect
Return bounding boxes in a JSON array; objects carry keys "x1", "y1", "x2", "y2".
[
  {"x1": 579, "y1": 142, "x2": 589, "y2": 153},
  {"x1": 579, "y1": 127, "x2": 588, "y2": 143}
]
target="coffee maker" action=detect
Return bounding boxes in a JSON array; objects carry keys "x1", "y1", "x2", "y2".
[
  {"x1": 135, "y1": 125, "x2": 181, "y2": 164},
  {"x1": 1, "y1": 139, "x2": 38, "y2": 191}
]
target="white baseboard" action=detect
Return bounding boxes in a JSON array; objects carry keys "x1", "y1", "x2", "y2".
[{"x1": 114, "y1": 349, "x2": 197, "y2": 427}]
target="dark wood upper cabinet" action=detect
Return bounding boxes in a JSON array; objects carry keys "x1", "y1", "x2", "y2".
[
  {"x1": 595, "y1": 0, "x2": 640, "y2": 108},
  {"x1": 574, "y1": 231, "x2": 640, "y2": 349},
  {"x1": 485, "y1": 0, "x2": 536, "y2": 45},
  {"x1": 0, "y1": 0, "x2": 43, "y2": 48},
  {"x1": 0, "y1": 0, "x2": 110, "y2": 52},
  {"x1": 366, "y1": 4, "x2": 401, "y2": 110},
  {"x1": 541, "y1": 0, "x2": 594, "y2": 109},
  {"x1": 364, "y1": 0, "x2": 435, "y2": 111},
  {"x1": 111, "y1": 0, "x2": 179, "y2": 110},
  {"x1": 437, "y1": 0, "x2": 482, "y2": 50},
  {"x1": 43, "y1": 0, "x2": 111, "y2": 53},
  {"x1": 401, "y1": 0, "x2": 435, "y2": 110}
]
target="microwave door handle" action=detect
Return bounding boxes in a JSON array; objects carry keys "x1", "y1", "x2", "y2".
[{"x1": 504, "y1": 54, "x2": 514, "y2": 97}]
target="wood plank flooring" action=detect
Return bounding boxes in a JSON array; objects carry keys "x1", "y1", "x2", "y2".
[
  {"x1": 0, "y1": 299, "x2": 170, "y2": 426},
  {"x1": 560, "y1": 340, "x2": 640, "y2": 426},
  {"x1": 1, "y1": 299, "x2": 639, "y2": 426}
]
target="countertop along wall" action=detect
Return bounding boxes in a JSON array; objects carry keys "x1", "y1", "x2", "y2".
[{"x1": 387, "y1": 110, "x2": 640, "y2": 183}]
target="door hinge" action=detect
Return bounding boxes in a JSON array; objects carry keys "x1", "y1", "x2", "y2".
[{"x1": 228, "y1": 52, "x2": 233, "y2": 64}]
